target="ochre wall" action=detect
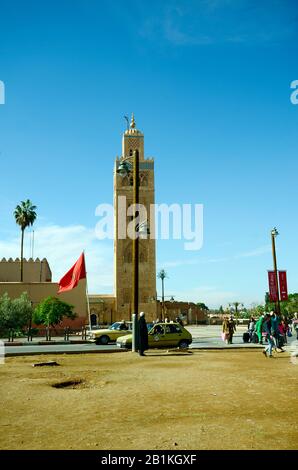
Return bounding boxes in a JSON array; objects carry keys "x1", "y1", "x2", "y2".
[
  {"x1": 0, "y1": 279, "x2": 87, "y2": 328},
  {"x1": 0, "y1": 258, "x2": 52, "y2": 282}
]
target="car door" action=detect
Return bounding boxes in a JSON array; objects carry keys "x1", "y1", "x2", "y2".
[
  {"x1": 148, "y1": 324, "x2": 167, "y2": 347},
  {"x1": 164, "y1": 324, "x2": 183, "y2": 347}
]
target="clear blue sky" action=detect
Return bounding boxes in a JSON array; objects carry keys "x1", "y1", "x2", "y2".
[{"x1": 0, "y1": 0, "x2": 297, "y2": 307}]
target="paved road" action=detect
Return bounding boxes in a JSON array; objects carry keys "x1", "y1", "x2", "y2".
[{"x1": 3, "y1": 325, "x2": 297, "y2": 356}]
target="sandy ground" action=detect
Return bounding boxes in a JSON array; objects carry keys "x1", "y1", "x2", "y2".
[{"x1": 0, "y1": 349, "x2": 297, "y2": 450}]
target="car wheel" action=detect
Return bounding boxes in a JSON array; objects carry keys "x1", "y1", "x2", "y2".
[
  {"x1": 179, "y1": 340, "x2": 189, "y2": 350},
  {"x1": 97, "y1": 335, "x2": 109, "y2": 345}
]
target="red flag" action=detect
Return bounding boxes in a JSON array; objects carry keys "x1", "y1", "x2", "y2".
[
  {"x1": 278, "y1": 271, "x2": 288, "y2": 301},
  {"x1": 58, "y1": 253, "x2": 86, "y2": 294},
  {"x1": 268, "y1": 271, "x2": 278, "y2": 302}
]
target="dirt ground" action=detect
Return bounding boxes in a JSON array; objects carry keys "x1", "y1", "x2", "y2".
[{"x1": 0, "y1": 349, "x2": 297, "y2": 450}]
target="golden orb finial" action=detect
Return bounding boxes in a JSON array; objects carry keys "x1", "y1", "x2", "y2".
[{"x1": 130, "y1": 113, "x2": 136, "y2": 129}]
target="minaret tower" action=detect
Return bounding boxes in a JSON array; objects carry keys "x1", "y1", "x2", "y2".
[{"x1": 114, "y1": 114, "x2": 157, "y2": 320}]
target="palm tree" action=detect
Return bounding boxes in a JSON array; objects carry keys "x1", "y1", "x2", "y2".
[{"x1": 14, "y1": 200, "x2": 37, "y2": 281}]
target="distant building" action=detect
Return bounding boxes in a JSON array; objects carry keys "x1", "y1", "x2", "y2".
[{"x1": 158, "y1": 301, "x2": 207, "y2": 324}]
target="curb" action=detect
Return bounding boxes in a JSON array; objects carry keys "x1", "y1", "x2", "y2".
[
  {"x1": 4, "y1": 349, "x2": 128, "y2": 357},
  {"x1": 4, "y1": 340, "x2": 90, "y2": 346},
  {"x1": 190, "y1": 346, "x2": 264, "y2": 351}
]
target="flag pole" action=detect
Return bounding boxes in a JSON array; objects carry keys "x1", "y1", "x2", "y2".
[{"x1": 84, "y1": 251, "x2": 91, "y2": 328}]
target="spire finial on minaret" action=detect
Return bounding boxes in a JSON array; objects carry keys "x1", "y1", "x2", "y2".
[{"x1": 130, "y1": 113, "x2": 136, "y2": 129}]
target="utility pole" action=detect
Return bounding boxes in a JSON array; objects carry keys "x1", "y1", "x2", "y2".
[{"x1": 271, "y1": 227, "x2": 280, "y2": 315}]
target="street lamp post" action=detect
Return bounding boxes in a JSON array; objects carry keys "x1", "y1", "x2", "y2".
[
  {"x1": 157, "y1": 269, "x2": 168, "y2": 321},
  {"x1": 271, "y1": 227, "x2": 280, "y2": 315},
  {"x1": 132, "y1": 149, "x2": 139, "y2": 352}
]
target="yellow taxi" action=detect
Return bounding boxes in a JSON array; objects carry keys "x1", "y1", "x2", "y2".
[
  {"x1": 116, "y1": 322, "x2": 192, "y2": 349},
  {"x1": 88, "y1": 321, "x2": 132, "y2": 345}
]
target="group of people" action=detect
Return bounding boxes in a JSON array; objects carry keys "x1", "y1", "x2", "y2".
[
  {"x1": 222, "y1": 311, "x2": 297, "y2": 355},
  {"x1": 261, "y1": 312, "x2": 287, "y2": 357}
]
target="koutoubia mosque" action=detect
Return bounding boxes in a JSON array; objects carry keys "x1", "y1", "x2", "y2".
[{"x1": 0, "y1": 115, "x2": 206, "y2": 327}]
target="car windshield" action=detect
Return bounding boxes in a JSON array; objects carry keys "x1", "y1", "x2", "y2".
[
  {"x1": 109, "y1": 322, "x2": 121, "y2": 330},
  {"x1": 109, "y1": 322, "x2": 131, "y2": 331}
]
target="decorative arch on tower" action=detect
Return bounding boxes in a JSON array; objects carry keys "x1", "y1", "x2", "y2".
[{"x1": 139, "y1": 172, "x2": 148, "y2": 187}]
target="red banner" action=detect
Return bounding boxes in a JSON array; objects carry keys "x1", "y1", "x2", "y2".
[
  {"x1": 268, "y1": 271, "x2": 278, "y2": 302},
  {"x1": 278, "y1": 271, "x2": 288, "y2": 301}
]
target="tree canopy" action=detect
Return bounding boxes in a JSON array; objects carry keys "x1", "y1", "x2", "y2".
[
  {"x1": 33, "y1": 296, "x2": 76, "y2": 327},
  {"x1": 196, "y1": 302, "x2": 209, "y2": 311},
  {"x1": 265, "y1": 292, "x2": 298, "y2": 317},
  {"x1": 0, "y1": 292, "x2": 33, "y2": 334},
  {"x1": 14, "y1": 199, "x2": 37, "y2": 230}
]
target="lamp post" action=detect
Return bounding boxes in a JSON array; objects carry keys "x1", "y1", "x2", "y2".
[
  {"x1": 271, "y1": 227, "x2": 280, "y2": 315},
  {"x1": 157, "y1": 269, "x2": 168, "y2": 321}
]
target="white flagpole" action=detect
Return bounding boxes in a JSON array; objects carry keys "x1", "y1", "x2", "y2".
[{"x1": 83, "y1": 250, "x2": 91, "y2": 328}]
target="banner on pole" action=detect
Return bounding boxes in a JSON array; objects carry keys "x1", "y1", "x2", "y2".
[
  {"x1": 268, "y1": 271, "x2": 278, "y2": 302},
  {"x1": 278, "y1": 270, "x2": 288, "y2": 301}
]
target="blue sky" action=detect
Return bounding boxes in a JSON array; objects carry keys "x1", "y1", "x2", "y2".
[{"x1": 0, "y1": 0, "x2": 297, "y2": 307}]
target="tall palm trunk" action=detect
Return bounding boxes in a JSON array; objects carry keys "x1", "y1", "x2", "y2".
[{"x1": 20, "y1": 228, "x2": 24, "y2": 282}]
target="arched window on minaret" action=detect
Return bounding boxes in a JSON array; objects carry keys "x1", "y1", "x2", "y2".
[
  {"x1": 121, "y1": 175, "x2": 130, "y2": 187},
  {"x1": 140, "y1": 173, "x2": 148, "y2": 187}
]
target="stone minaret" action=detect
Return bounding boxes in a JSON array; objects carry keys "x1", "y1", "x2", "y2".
[{"x1": 114, "y1": 114, "x2": 157, "y2": 321}]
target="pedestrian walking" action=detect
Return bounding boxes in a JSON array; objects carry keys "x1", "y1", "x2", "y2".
[
  {"x1": 270, "y1": 311, "x2": 285, "y2": 352},
  {"x1": 222, "y1": 316, "x2": 230, "y2": 344},
  {"x1": 255, "y1": 315, "x2": 264, "y2": 344},
  {"x1": 292, "y1": 313, "x2": 298, "y2": 340},
  {"x1": 262, "y1": 313, "x2": 274, "y2": 358},
  {"x1": 278, "y1": 319, "x2": 287, "y2": 345},
  {"x1": 228, "y1": 316, "x2": 236, "y2": 344},
  {"x1": 248, "y1": 316, "x2": 255, "y2": 342},
  {"x1": 138, "y1": 312, "x2": 149, "y2": 357}
]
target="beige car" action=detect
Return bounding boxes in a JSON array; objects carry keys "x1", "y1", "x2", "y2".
[{"x1": 88, "y1": 321, "x2": 132, "y2": 345}]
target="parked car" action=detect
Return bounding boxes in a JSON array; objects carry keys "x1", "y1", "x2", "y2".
[
  {"x1": 116, "y1": 322, "x2": 192, "y2": 350},
  {"x1": 88, "y1": 321, "x2": 132, "y2": 345}
]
